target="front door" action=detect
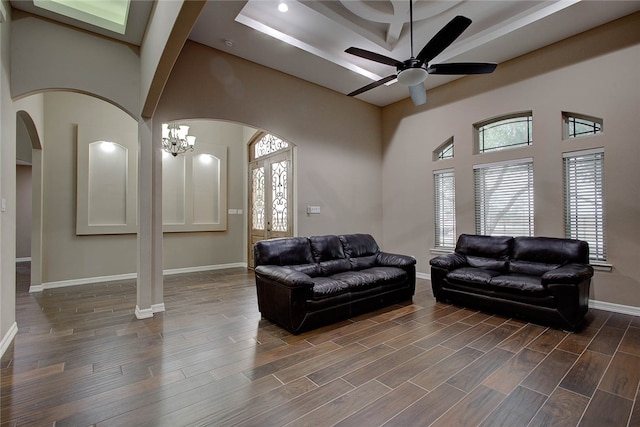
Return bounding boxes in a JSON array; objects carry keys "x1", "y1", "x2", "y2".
[{"x1": 248, "y1": 133, "x2": 293, "y2": 268}]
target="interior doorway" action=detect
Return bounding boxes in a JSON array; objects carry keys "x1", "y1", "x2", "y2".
[{"x1": 248, "y1": 132, "x2": 294, "y2": 268}]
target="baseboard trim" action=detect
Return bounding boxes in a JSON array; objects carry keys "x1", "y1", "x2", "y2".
[
  {"x1": 16, "y1": 257, "x2": 31, "y2": 263},
  {"x1": 0, "y1": 322, "x2": 18, "y2": 358},
  {"x1": 30, "y1": 263, "x2": 249, "y2": 293},
  {"x1": 416, "y1": 271, "x2": 640, "y2": 317},
  {"x1": 135, "y1": 306, "x2": 154, "y2": 319},
  {"x1": 589, "y1": 299, "x2": 640, "y2": 317},
  {"x1": 31, "y1": 272, "x2": 138, "y2": 293},
  {"x1": 151, "y1": 303, "x2": 166, "y2": 313},
  {"x1": 163, "y1": 262, "x2": 247, "y2": 276}
]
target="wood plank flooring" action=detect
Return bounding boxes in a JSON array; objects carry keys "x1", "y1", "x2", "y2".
[{"x1": 2, "y1": 262, "x2": 640, "y2": 426}]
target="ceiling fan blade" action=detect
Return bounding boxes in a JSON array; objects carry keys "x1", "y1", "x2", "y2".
[
  {"x1": 408, "y1": 82, "x2": 427, "y2": 106},
  {"x1": 427, "y1": 62, "x2": 497, "y2": 75},
  {"x1": 416, "y1": 15, "x2": 472, "y2": 66},
  {"x1": 348, "y1": 74, "x2": 397, "y2": 97},
  {"x1": 345, "y1": 47, "x2": 403, "y2": 67}
]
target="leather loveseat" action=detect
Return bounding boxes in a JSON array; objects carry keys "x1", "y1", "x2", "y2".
[
  {"x1": 253, "y1": 234, "x2": 416, "y2": 334},
  {"x1": 430, "y1": 234, "x2": 594, "y2": 330}
]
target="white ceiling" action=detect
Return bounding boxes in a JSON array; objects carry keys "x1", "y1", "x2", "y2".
[{"x1": 11, "y1": 0, "x2": 640, "y2": 107}]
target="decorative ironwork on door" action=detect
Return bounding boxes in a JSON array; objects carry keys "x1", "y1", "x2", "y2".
[{"x1": 248, "y1": 133, "x2": 293, "y2": 268}]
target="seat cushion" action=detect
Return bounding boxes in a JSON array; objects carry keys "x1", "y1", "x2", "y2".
[
  {"x1": 312, "y1": 277, "x2": 349, "y2": 299},
  {"x1": 360, "y1": 266, "x2": 408, "y2": 287},
  {"x1": 330, "y1": 271, "x2": 379, "y2": 291},
  {"x1": 447, "y1": 267, "x2": 501, "y2": 286},
  {"x1": 489, "y1": 274, "x2": 548, "y2": 295}
]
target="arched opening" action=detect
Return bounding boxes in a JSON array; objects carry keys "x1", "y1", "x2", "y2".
[{"x1": 16, "y1": 109, "x2": 43, "y2": 293}]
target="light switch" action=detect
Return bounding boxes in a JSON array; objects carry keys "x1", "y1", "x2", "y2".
[
  {"x1": 1, "y1": 198, "x2": 5, "y2": 212},
  {"x1": 307, "y1": 205, "x2": 321, "y2": 214}
]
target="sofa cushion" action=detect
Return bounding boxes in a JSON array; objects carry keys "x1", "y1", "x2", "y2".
[
  {"x1": 456, "y1": 234, "x2": 512, "y2": 273},
  {"x1": 319, "y1": 259, "x2": 352, "y2": 276},
  {"x1": 456, "y1": 234, "x2": 512, "y2": 258},
  {"x1": 331, "y1": 271, "x2": 379, "y2": 291},
  {"x1": 254, "y1": 237, "x2": 313, "y2": 267},
  {"x1": 466, "y1": 256, "x2": 509, "y2": 273},
  {"x1": 339, "y1": 234, "x2": 379, "y2": 257},
  {"x1": 350, "y1": 254, "x2": 378, "y2": 270},
  {"x1": 288, "y1": 263, "x2": 320, "y2": 277},
  {"x1": 310, "y1": 235, "x2": 346, "y2": 262},
  {"x1": 362, "y1": 266, "x2": 408, "y2": 287},
  {"x1": 512, "y1": 236, "x2": 589, "y2": 265},
  {"x1": 510, "y1": 260, "x2": 559, "y2": 277},
  {"x1": 312, "y1": 277, "x2": 350, "y2": 299},
  {"x1": 447, "y1": 267, "x2": 501, "y2": 286},
  {"x1": 489, "y1": 274, "x2": 547, "y2": 295}
]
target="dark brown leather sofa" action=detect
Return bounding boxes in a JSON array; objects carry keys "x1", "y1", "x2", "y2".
[
  {"x1": 253, "y1": 234, "x2": 416, "y2": 334},
  {"x1": 430, "y1": 234, "x2": 594, "y2": 330}
]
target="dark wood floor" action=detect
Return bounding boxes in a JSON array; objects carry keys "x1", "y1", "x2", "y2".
[{"x1": 2, "y1": 262, "x2": 640, "y2": 426}]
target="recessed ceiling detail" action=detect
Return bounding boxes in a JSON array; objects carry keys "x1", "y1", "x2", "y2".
[
  {"x1": 337, "y1": 0, "x2": 462, "y2": 47},
  {"x1": 33, "y1": 0, "x2": 130, "y2": 34}
]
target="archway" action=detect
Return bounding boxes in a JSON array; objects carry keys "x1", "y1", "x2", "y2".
[{"x1": 16, "y1": 109, "x2": 43, "y2": 289}]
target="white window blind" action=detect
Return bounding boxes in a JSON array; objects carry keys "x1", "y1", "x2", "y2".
[
  {"x1": 474, "y1": 159, "x2": 534, "y2": 236},
  {"x1": 434, "y1": 169, "x2": 456, "y2": 248},
  {"x1": 563, "y1": 149, "x2": 606, "y2": 261}
]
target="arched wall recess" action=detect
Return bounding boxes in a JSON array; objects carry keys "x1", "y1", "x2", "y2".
[
  {"x1": 76, "y1": 126, "x2": 138, "y2": 235},
  {"x1": 162, "y1": 146, "x2": 228, "y2": 232}
]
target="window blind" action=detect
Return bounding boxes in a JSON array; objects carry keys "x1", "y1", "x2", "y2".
[
  {"x1": 474, "y1": 159, "x2": 534, "y2": 236},
  {"x1": 434, "y1": 169, "x2": 455, "y2": 248},
  {"x1": 563, "y1": 149, "x2": 605, "y2": 261}
]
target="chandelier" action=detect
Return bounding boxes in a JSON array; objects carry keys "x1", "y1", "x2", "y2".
[{"x1": 162, "y1": 123, "x2": 196, "y2": 157}]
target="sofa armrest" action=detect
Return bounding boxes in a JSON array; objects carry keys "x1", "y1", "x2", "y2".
[
  {"x1": 254, "y1": 265, "x2": 314, "y2": 288},
  {"x1": 376, "y1": 251, "x2": 417, "y2": 267},
  {"x1": 429, "y1": 253, "x2": 468, "y2": 271},
  {"x1": 541, "y1": 263, "x2": 594, "y2": 285}
]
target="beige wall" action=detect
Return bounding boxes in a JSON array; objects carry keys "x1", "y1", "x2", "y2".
[
  {"x1": 381, "y1": 13, "x2": 640, "y2": 308},
  {"x1": 156, "y1": 42, "x2": 384, "y2": 239},
  {"x1": 15, "y1": 165, "x2": 31, "y2": 259},
  {"x1": 0, "y1": 0, "x2": 14, "y2": 345},
  {"x1": 162, "y1": 119, "x2": 251, "y2": 269},
  {"x1": 38, "y1": 92, "x2": 256, "y2": 282},
  {"x1": 11, "y1": 11, "x2": 140, "y2": 117},
  {"x1": 41, "y1": 92, "x2": 138, "y2": 282}
]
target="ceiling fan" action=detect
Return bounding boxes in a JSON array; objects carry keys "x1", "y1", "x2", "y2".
[{"x1": 345, "y1": 1, "x2": 497, "y2": 106}]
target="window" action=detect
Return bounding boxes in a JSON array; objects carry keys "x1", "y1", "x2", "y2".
[
  {"x1": 433, "y1": 137, "x2": 454, "y2": 160},
  {"x1": 253, "y1": 133, "x2": 289, "y2": 160},
  {"x1": 564, "y1": 149, "x2": 605, "y2": 261},
  {"x1": 563, "y1": 112, "x2": 603, "y2": 139},
  {"x1": 474, "y1": 159, "x2": 534, "y2": 236},
  {"x1": 434, "y1": 169, "x2": 456, "y2": 248},
  {"x1": 475, "y1": 112, "x2": 533, "y2": 153}
]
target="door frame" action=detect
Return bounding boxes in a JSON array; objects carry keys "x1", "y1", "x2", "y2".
[{"x1": 247, "y1": 132, "x2": 295, "y2": 268}]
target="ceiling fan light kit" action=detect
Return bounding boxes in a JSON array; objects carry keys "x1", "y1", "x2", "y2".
[
  {"x1": 346, "y1": 0, "x2": 496, "y2": 106},
  {"x1": 397, "y1": 67, "x2": 428, "y2": 86}
]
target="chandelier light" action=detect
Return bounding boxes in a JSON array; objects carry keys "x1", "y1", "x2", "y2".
[{"x1": 162, "y1": 123, "x2": 196, "y2": 157}]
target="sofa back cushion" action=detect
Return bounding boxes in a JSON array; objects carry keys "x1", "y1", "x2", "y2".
[
  {"x1": 455, "y1": 234, "x2": 512, "y2": 272},
  {"x1": 339, "y1": 234, "x2": 379, "y2": 257},
  {"x1": 512, "y1": 236, "x2": 590, "y2": 265},
  {"x1": 310, "y1": 235, "x2": 352, "y2": 275},
  {"x1": 339, "y1": 234, "x2": 380, "y2": 270},
  {"x1": 254, "y1": 237, "x2": 314, "y2": 267}
]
